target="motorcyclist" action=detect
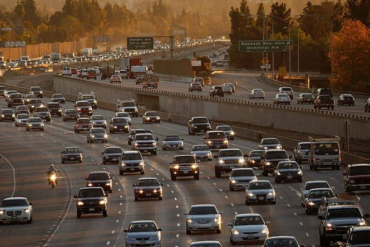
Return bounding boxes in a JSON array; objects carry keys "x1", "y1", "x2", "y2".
[{"x1": 47, "y1": 164, "x2": 58, "y2": 184}]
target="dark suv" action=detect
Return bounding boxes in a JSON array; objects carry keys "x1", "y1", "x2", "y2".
[
  {"x1": 260, "y1": 149, "x2": 290, "y2": 176},
  {"x1": 315, "y1": 88, "x2": 333, "y2": 98},
  {"x1": 343, "y1": 164, "x2": 370, "y2": 192},
  {"x1": 170, "y1": 155, "x2": 200, "y2": 180},
  {"x1": 314, "y1": 95, "x2": 334, "y2": 110},
  {"x1": 188, "y1": 117, "x2": 211, "y2": 135},
  {"x1": 30, "y1": 86, "x2": 43, "y2": 98},
  {"x1": 46, "y1": 102, "x2": 62, "y2": 116},
  {"x1": 7, "y1": 93, "x2": 23, "y2": 107},
  {"x1": 85, "y1": 171, "x2": 113, "y2": 193},
  {"x1": 364, "y1": 98, "x2": 370, "y2": 112},
  {"x1": 74, "y1": 187, "x2": 108, "y2": 218}
]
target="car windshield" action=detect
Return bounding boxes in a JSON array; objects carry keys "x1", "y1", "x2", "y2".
[
  {"x1": 305, "y1": 182, "x2": 330, "y2": 190},
  {"x1": 208, "y1": 132, "x2": 226, "y2": 138},
  {"x1": 192, "y1": 146, "x2": 209, "y2": 151},
  {"x1": 79, "y1": 189, "x2": 105, "y2": 197},
  {"x1": 31, "y1": 88, "x2": 41, "y2": 92},
  {"x1": 88, "y1": 173, "x2": 109, "y2": 180},
  {"x1": 278, "y1": 162, "x2": 299, "y2": 169},
  {"x1": 113, "y1": 118, "x2": 127, "y2": 123},
  {"x1": 91, "y1": 116, "x2": 104, "y2": 120},
  {"x1": 189, "y1": 206, "x2": 217, "y2": 215},
  {"x1": 1, "y1": 199, "x2": 28, "y2": 207},
  {"x1": 82, "y1": 96, "x2": 95, "y2": 99},
  {"x1": 232, "y1": 170, "x2": 254, "y2": 176},
  {"x1": 122, "y1": 153, "x2": 142, "y2": 160},
  {"x1": 77, "y1": 102, "x2": 90, "y2": 106},
  {"x1": 66, "y1": 110, "x2": 77, "y2": 114},
  {"x1": 302, "y1": 94, "x2": 313, "y2": 98},
  {"x1": 308, "y1": 190, "x2": 334, "y2": 198},
  {"x1": 165, "y1": 136, "x2": 181, "y2": 141},
  {"x1": 234, "y1": 216, "x2": 263, "y2": 226},
  {"x1": 217, "y1": 126, "x2": 231, "y2": 131},
  {"x1": 349, "y1": 231, "x2": 370, "y2": 244},
  {"x1": 262, "y1": 139, "x2": 279, "y2": 145},
  {"x1": 348, "y1": 166, "x2": 370, "y2": 175},
  {"x1": 47, "y1": 104, "x2": 59, "y2": 108},
  {"x1": 35, "y1": 108, "x2": 48, "y2": 112},
  {"x1": 265, "y1": 151, "x2": 288, "y2": 159},
  {"x1": 314, "y1": 143, "x2": 339, "y2": 155},
  {"x1": 29, "y1": 99, "x2": 42, "y2": 104},
  {"x1": 2, "y1": 110, "x2": 13, "y2": 114},
  {"x1": 137, "y1": 179, "x2": 160, "y2": 186},
  {"x1": 128, "y1": 222, "x2": 157, "y2": 232},
  {"x1": 299, "y1": 143, "x2": 311, "y2": 149},
  {"x1": 10, "y1": 94, "x2": 22, "y2": 98},
  {"x1": 250, "y1": 151, "x2": 264, "y2": 157},
  {"x1": 282, "y1": 88, "x2": 292, "y2": 92},
  {"x1": 279, "y1": 94, "x2": 289, "y2": 98},
  {"x1": 116, "y1": 112, "x2": 129, "y2": 117},
  {"x1": 174, "y1": 156, "x2": 195, "y2": 163},
  {"x1": 53, "y1": 94, "x2": 63, "y2": 98},
  {"x1": 264, "y1": 239, "x2": 298, "y2": 247},
  {"x1": 17, "y1": 114, "x2": 29, "y2": 119},
  {"x1": 105, "y1": 148, "x2": 122, "y2": 154},
  {"x1": 64, "y1": 148, "x2": 79, "y2": 153},
  {"x1": 190, "y1": 245, "x2": 221, "y2": 247},
  {"x1": 135, "y1": 135, "x2": 154, "y2": 141},
  {"x1": 28, "y1": 118, "x2": 41, "y2": 123},
  {"x1": 327, "y1": 208, "x2": 362, "y2": 219},
  {"x1": 146, "y1": 112, "x2": 158, "y2": 116},
  {"x1": 77, "y1": 119, "x2": 90, "y2": 124},
  {"x1": 219, "y1": 150, "x2": 242, "y2": 157},
  {"x1": 91, "y1": 129, "x2": 105, "y2": 134},
  {"x1": 249, "y1": 182, "x2": 272, "y2": 190},
  {"x1": 121, "y1": 102, "x2": 135, "y2": 107},
  {"x1": 193, "y1": 118, "x2": 209, "y2": 123}
]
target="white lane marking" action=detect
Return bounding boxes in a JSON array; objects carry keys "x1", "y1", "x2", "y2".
[
  {"x1": 306, "y1": 233, "x2": 309, "y2": 237},
  {"x1": 0, "y1": 154, "x2": 16, "y2": 197},
  {"x1": 213, "y1": 183, "x2": 216, "y2": 185},
  {"x1": 329, "y1": 176, "x2": 339, "y2": 182},
  {"x1": 91, "y1": 159, "x2": 94, "y2": 161},
  {"x1": 171, "y1": 191, "x2": 174, "y2": 193},
  {"x1": 176, "y1": 205, "x2": 179, "y2": 208},
  {"x1": 231, "y1": 203, "x2": 234, "y2": 207},
  {"x1": 235, "y1": 212, "x2": 238, "y2": 215},
  {"x1": 118, "y1": 211, "x2": 121, "y2": 214},
  {"x1": 106, "y1": 241, "x2": 110, "y2": 245},
  {"x1": 288, "y1": 185, "x2": 301, "y2": 197},
  {"x1": 294, "y1": 212, "x2": 297, "y2": 216},
  {"x1": 177, "y1": 214, "x2": 180, "y2": 217},
  {"x1": 207, "y1": 177, "x2": 210, "y2": 179},
  {"x1": 177, "y1": 223, "x2": 180, "y2": 227},
  {"x1": 287, "y1": 204, "x2": 291, "y2": 207},
  {"x1": 225, "y1": 196, "x2": 228, "y2": 199},
  {"x1": 279, "y1": 196, "x2": 283, "y2": 199},
  {"x1": 174, "y1": 197, "x2": 177, "y2": 200},
  {"x1": 112, "y1": 230, "x2": 115, "y2": 234},
  {"x1": 120, "y1": 203, "x2": 122, "y2": 206},
  {"x1": 300, "y1": 222, "x2": 303, "y2": 226},
  {"x1": 116, "y1": 220, "x2": 119, "y2": 223},
  {"x1": 249, "y1": 207, "x2": 254, "y2": 213},
  {"x1": 219, "y1": 189, "x2": 222, "y2": 192},
  {"x1": 176, "y1": 234, "x2": 179, "y2": 238}
]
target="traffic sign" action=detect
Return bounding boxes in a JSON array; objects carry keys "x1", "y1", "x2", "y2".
[
  {"x1": 239, "y1": 40, "x2": 292, "y2": 52},
  {"x1": 127, "y1": 37, "x2": 154, "y2": 50}
]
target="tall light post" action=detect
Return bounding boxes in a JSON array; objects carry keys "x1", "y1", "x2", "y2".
[{"x1": 170, "y1": 23, "x2": 187, "y2": 58}]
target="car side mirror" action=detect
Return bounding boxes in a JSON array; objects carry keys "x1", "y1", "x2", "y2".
[
  {"x1": 29, "y1": 203, "x2": 33, "y2": 206},
  {"x1": 300, "y1": 166, "x2": 303, "y2": 169},
  {"x1": 161, "y1": 183, "x2": 163, "y2": 186},
  {"x1": 170, "y1": 162, "x2": 174, "y2": 165},
  {"x1": 124, "y1": 230, "x2": 128, "y2": 232},
  {"x1": 101, "y1": 152, "x2": 104, "y2": 154},
  {"x1": 85, "y1": 178, "x2": 88, "y2": 180},
  {"x1": 181, "y1": 138, "x2": 184, "y2": 140},
  {"x1": 74, "y1": 195, "x2": 78, "y2": 198},
  {"x1": 156, "y1": 137, "x2": 159, "y2": 141},
  {"x1": 188, "y1": 120, "x2": 192, "y2": 123},
  {"x1": 265, "y1": 221, "x2": 270, "y2": 225},
  {"x1": 105, "y1": 194, "x2": 109, "y2": 197},
  {"x1": 80, "y1": 151, "x2": 83, "y2": 153},
  {"x1": 364, "y1": 213, "x2": 370, "y2": 218},
  {"x1": 318, "y1": 216, "x2": 324, "y2": 220},
  {"x1": 219, "y1": 211, "x2": 223, "y2": 214},
  {"x1": 228, "y1": 223, "x2": 233, "y2": 226},
  {"x1": 244, "y1": 154, "x2": 249, "y2": 158},
  {"x1": 214, "y1": 155, "x2": 218, "y2": 158},
  {"x1": 61, "y1": 151, "x2": 64, "y2": 154},
  {"x1": 343, "y1": 172, "x2": 347, "y2": 175}
]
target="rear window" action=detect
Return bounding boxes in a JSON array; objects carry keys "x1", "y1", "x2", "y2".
[
  {"x1": 232, "y1": 169, "x2": 255, "y2": 176},
  {"x1": 219, "y1": 149, "x2": 242, "y2": 157},
  {"x1": 305, "y1": 182, "x2": 330, "y2": 190},
  {"x1": 349, "y1": 166, "x2": 370, "y2": 175},
  {"x1": 265, "y1": 151, "x2": 288, "y2": 159},
  {"x1": 208, "y1": 132, "x2": 226, "y2": 138},
  {"x1": 88, "y1": 173, "x2": 109, "y2": 180},
  {"x1": 193, "y1": 118, "x2": 209, "y2": 123}
]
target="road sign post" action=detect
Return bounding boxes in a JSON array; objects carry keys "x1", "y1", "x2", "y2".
[
  {"x1": 127, "y1": 37, "x2": 154, "y2": 50},
  {"x1": 239, "y1": 40, "x2": 292, "y2": 53}
]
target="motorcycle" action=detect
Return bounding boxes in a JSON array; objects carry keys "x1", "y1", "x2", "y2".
[{"x1": 47, "y1": 172, "x2": 58, "y2": 189}]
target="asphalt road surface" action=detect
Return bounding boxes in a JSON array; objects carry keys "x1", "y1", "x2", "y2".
[{"x1": 0, "y1": 94, "x2": 369, "y2": 247}]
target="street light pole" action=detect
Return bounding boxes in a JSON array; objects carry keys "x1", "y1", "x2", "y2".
[
  {"x1": 297, "y1": 28, "x2": 300, "y2": 76},
  {"x1": 288, "y1": 21, "x2": 292, "y2": 85}
]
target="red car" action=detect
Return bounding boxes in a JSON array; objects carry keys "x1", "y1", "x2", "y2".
[
  {"x1": 74, "y1": 101, "x2": 93, "y2": 116},
  {"x1": 343, "y1": 164, "x2": 370, "y2": 192}
]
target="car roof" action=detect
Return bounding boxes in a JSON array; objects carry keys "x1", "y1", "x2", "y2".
[
  {"x1": 135, "y1": 133, "x2": 153, "y2": 136},
  {"x1": 89, "y1": 171, "x2": 110, "y2": 175},
  {"x1": 138, "y1": 177, "x2": 158, "y2": 181},
  {"x1": 298, "y1": 142, "x2": 312, "y2": 145},
  {"x1": 76, "y1": 100, "x2": 90, "y2": 103},
  {"x1": 3, "y1": 197, "x2": 27, "y2": 201},
  {"x1": 348, "y1": 164, "x2": 370, "y2": 167},
  {"x1": 266, "y1": 236, "x2": 297, "y2": 240},
  {"x1": 191, "y1": 241, "x2": 221, "y2": 245},
  {"x1": 175, "y1": 154, "x2": 194, "y2": 157},
  {"x1": 232, "y1": 168, "x2": 254, "y2": 171},
  {"x1": 309, "y1": 188, "x2": 333, "y2": 192},
  {"x1": 250, "y1": 180, "x2": 270, "y2": 183},
  {"x1": 216, "y1": 125, "x2": 231, "y2": 128},
  {"x1": 235, "y1": 213, "x2": 262, "y2": 217},
  {"x1": 305, "y1": 180, "x2": 329, "y2": 184},
  {"x1": 65, "y1": 146, "x2": 79, "y2": 149},
  {"x1": 262, "y1": 138, "x2": 278, "y2": 140},
  {"x1": 219, "y1": 148, "x2": 241, "y2": 152},
  {"x1": 105, "y1": 146, "x2": 122, "y2": 150},
  {"x1": 79, "y1": 187, "x2": 104, "y2": 190},
  {"x1": 130, "y1": 220, "x2": 156, "y2": 224},
  {"x1": 351, "y1": 226, "x2": 370, "y2": 232},
  {"x1": 207, "y1": 130, "x2": 224, "y2": 133},
  {"x1": 326, "y1": 205, "x2": 360, "y2": 210},
  {"x1": 191, "y1": 204, "x2": 216, "y2": 208},
  {"x1": 122, "y1": 151, "x2": 141, "y2": 154}
]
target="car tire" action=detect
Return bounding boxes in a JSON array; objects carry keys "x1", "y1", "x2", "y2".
[
  {"x1": 216, "y1": 229, "x2": 221, "y2": 234},
  {"x1": 215, "y1": 167, "x2": 221, "y2": 178},
  {"x1": 79, "y1": 159, "x2": 82, "y2": 163},
  {"x1": 275, "y1": 178, "x2": 280, "y2": 183},
  {"x1": 298, "y1": 178, "x2": 303, "y2": 182},
  {"x1": 77, "y1": 210, "x2": 81, "y2": 218},
  {"x1": 62, "y1": 160, "x2": 65, "y2": 164},
  {"x1": 245, "y1": 200, "x2": 250, "y2": 205},
  {"x1": 27, "y1": 216, "x2": 33, "y2": 224},
  {"x1": 262, "y1": 171, "x2": 268, "y2": 176},
  {"x1": 152, "y1": 151, "x2": 157, "y2": 155},
  {"x1": 141, "y1": 170, "x2": 144, "y2": 175},
  {"x1": 314, "y1": 166, "x2": 318, "y2": 171},
  {"x1": 103, "y1": 160, "x2": 106, "y2": 165},
  {"x1": 186, "y1": 230, "x2": 191, "y2": 235},
  {"x1": 120, "y1": 171, "x2": 123, "y2": 175},
  {"x1": 272, "y1": 200, "x2": 276, "y2": 204},
  {"x1": 159, "y1": 196, "x2": 162, "y2": 200},
  {"x1": 305, "y1": 209, "x2": 311, "y2": 215},
  {"x1": 103, "y1": 210, "x2": 107, "y2": 217},
  {"x1": 230, "y1": 238, "x2": 237, "y2": 245},
  {"x1": 162, "y1": 146, "x2": 166, "y2": 151},
  {"x1": 230, "y1": 186, "x2": 234, "y2": 191},
  {"x1": 171, "y1": 173, "x2": 176, "y2": 181},
  {"x1": 194, "y1": 174, "x2": 199, "y2": 180}
]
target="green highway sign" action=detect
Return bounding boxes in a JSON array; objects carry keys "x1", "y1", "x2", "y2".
[
  {"x1": 239, "y1": 40, "x2": 292, "y2": 52},
  {"x1": 127, "y1": 37, "x2": 154, "y2": 50}
]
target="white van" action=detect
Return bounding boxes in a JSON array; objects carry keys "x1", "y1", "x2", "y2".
[{"x1": 62, "y1": 67, "x2": 72, "y2": 76}]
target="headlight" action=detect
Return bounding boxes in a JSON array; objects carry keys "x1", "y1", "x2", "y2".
[
  {"x1": 174, "y1": 165, "x2": 180, "y2": 169},
  {"x1": 230, "y1": 131, "x2": 235, "y2": 135},
  {"x1": 186, "y1": 219, "x2": 192, "y2": 223},
  {"x1": 358, "y1": 221, "x2": 366, "y2": 226},
  {"x1": 87, "y1": 183, "x2": 93, "y2": 186},
  {"x1": 153, "y1": 189, "x2": 160, "y2": 193},
  {"x1": 139, "y1": 190, "x2": 143, "y2": 194},
  {"x1": 219, "y1": 160, "x2": 225, "y2": 164},
  {"x1": 134, "y1": 143, "x2": 138, "y2": 147},
  {"x1": 308, "y1": 202, "x2": 315, "y2": 206},
  {"x1": 251, "y1": 160, "x2": 256, "y2": 164},
  {"x1": 248, "y1": 193, "x2": 254, "y2": 197},
  {"x1": 297, "y1": 170, "x2": 302, "y2": 175},
  {"x1": 262, "y1": 228, "x2": 269, "y2": 234},
  {"x1": 27, "y1": 123, "x2": 32, "y2": 126},
  {"x1": 50, "y1": 174, "x2": 57, "y2": 181},
  {"x1": 77, "y1": 201, "x2": 84, "y2": 206},
  {"x1": 191, "y1": 164, "x2": 198, "y2": 169},
  {"x1": 124, "y1": 125, "x2": 128, "y2": 128},
  {"x1": 104, "y1": 134, "x2": 108, "y2": 138},
  {"x1": 207, "y1": 140, "x2": 212, "y2": 144},
  {"x1": 1, "y1": 115, "x2": 4, "y2": 117},
  {"x1": 153, "y1": 142, "x2": 157, "y2": 147},
  {"x1": 264, "y1": 146, "x2": 268, "y2": 150},
  {"x1": 349, "y1": 180, "x2": 355, "y2": 184},
  {"x1": 12, "y1": 114, "x2": 15, "y2": 117},
  {"x1": 277, "y1": 171, "x2": 281, "y2": 176},
  {"x1": 277, "y1": 145, "x2": 282, "y2": 149},
  {"x1": 231, "y1": 180, "x2": 236, "y2": 184},
  {"x1": 24, "y1": 209, "x2": 30, "y2": 213},
  {"x1": 194, "y1": 126, "x2": 198, "y2": 128},
  {"x1": 223, "y1": 140, "x2": 228, "y2": 144},
  {"x1": 268, "y1": 192, "x2": 275, "y2": 196},
  {"x1": 58, "y1": 109, "x2": 62, "y2": 112},
  {"x1": 91, "y1": 135, "x2": 95, "y2": 138},
  {"x1": 121, "y1": 163, "x2": 126, "y2": 166},
  {"x1": 114, "y1": 126, "x2": 117, "y2": 128},
  {"x1": 76, "y1": 107, "x2": 81, "y2": 110},
  {"x1": 156, "y1": 117, "x2": 160, "y2": 119},
  {"x1": 207, "y1": 152, "x2": 212, "y2": 157},
  {"x1": 266, "y1": 162, "x2": 271, "y2": 166},
  {"x1": 146, "y1": 117, "x2": 150, "y2": 120},
  {"x1": 99, "y1": 200, "x2": 106, "y2": 205},
  {"x1": 326, "y1": 223, "x2": 332, "y2": 227},
  {"x1": 31, "y1": 106, "x2": 35, "y2": 108},
  {"x1": 135, "y1": 108, "x2": 138, "y2": 112},
  {"x1": 238, "y1": 158, "x2": 244, "y2": 164},
  {"x1": 233, "y1": 229, "x2": 240, "y2": 235},
  {"x1": 0, "y1": 210, "x2": 4, "y2": 214},
  {"x1": 105, "y1": 183, "x2": 110, "y2": 186}
]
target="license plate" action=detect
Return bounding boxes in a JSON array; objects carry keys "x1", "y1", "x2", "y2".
[
  {"x1": 361, "y1": 186, "x2": 366, "y2": 189},
  {"x1": 287, "y1": 175, "x2": 292, "y2": 179},
  {"x1": 112, "y1": 158, "x2": 117, "y2": 161},
  {"x1": 248, "y1": 234, "x2": 254, "y2": 240},
  {"x1": 258, "y1": 197, "x2": 264, "y2": 200},
  {"x1": 71, "y1": 158, "x2": 74, "y2": 160},
  {"x1": 140, "y1": 241, "x2": 146, "y2": 245},
  {"x1": 11, "y1": 216, "x2": 18, "y2": 220},
  {"x1": 130, "y1": 168, "x2": 135, "y2": 171},
  {"x1": 89, "y1": 208, "x2": 95, "y2": 211},
  {"x1": 146, "y1": 193, "x2": 151, "y2": 196},
  {"x1": 343, "y1": 234, "x2": 347, "y2": 239},
  {"x1": 183, "y1": 171, "x2": 188, "y2": 174},
  {"x1": 144, "y1": 150, "x2": 148, "y2": 152}
]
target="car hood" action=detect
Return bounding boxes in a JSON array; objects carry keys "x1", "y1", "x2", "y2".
[
  {"x1": 77, "y1": 106, "x2": 91, "y2": 109},
  {"x1": 193, "y1": 123, "x2": 210, "y2": 126},
  {"x1": 29, "y1": 122, "x2": 43, "y2": 125},
  {"x1": 247, "y1": 189, "x2": 274, "y2": 194},
  {"x1": 191, "y1": 151, "x2": 211, "y2": 155},
  {"x1": 16, "y1": 118, "x2": 28, "y2": 122},
  {"x1": 78, "y1": 196, "x2": 106, "y2": 201},
  {"x1": 277, "y1": 168, "x2": 300, "y2": 172},
  {"x1": 220, "y1": 156, "x2": 243, "y2": 160},
  {"x1": 64, "y1": 152, "x2": 81, "y2": 156},
  {"x1": 249, "y1": 157, "x2": 261, "y2": 160},
  {"x1": 163, "y1": 141, "x2": 183, "y2": 144},
  {"x1": 87, "y1": 180, "x2": 110, "y2": 184},
  {"x1": 326, "y1": 218, "x2": 364, "y2": 225},
  {"x1": 233, "y1": 225, "x2": 266, "y2": 232},
  {"x1": 112, "y1": 123, "x2": 128, "y2": 127},
  {"x1": 92, "y1": 120, "x2": 106, "y2": 124},
  {"x1": 135, "y1": 186, "x2": 161, "y2": 190},
  {"x1": 105, "y1": 153, "x2": 121, "y2": 157},
  {"x1": 188, "y1": 214, "x2": 219, "y2": 220},
  {"x1": 122, "y1": 159, "x2": 142, "y2": 164},
  {"x1": 90, "y1": 133, "x2": 106, "y2": 137},
  {"x1": 135, "y1": 140, "x2": 155, "y2": 143},
  {"x1": 230, "y1": 176, "x2": 257, "y2": 181},
  {"x1": 0, "y1": 205, "x2": 29, "y2": 211},
  {"x1": 126, "y1": 232, "x2": 160, "y2": 239}
]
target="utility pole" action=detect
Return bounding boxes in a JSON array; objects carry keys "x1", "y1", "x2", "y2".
[
  {"x1": 288, "y1": 21, "x2": 292, "y2": 85},
  {"x1": 297, "y1": 28, "x2": 300, "y2": 76},
  {"x1": 330, "y1": 23, "x2": 334, "y2": 84},
  {"x1": 262, "y1": 10, "x2": 265, "y2": 75}
]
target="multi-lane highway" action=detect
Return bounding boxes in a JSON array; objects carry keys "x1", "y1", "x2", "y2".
[{"x1": 1, "y1": 93, "x2": 369, "y2": 247}]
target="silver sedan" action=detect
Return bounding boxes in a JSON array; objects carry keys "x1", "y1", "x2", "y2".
[
  {"x1": 87, "y1": 127, "x2": 108, "y2": 143},
  {"x1": 161, "y1": 135, "x2": 184, "y2": 150},
  {"x1": 190, "y1": 145, "x2": 212, "y2": 162}
]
